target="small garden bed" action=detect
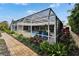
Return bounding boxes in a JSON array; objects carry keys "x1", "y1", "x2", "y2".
[
  {"x1": 4, "y1": 29, "x2": 79, "y2": 56},
  {"x1": 9, "y1": 32, "x2": 69, "y2": 55}
]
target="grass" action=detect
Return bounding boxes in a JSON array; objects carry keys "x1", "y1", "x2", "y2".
[
  {"x1": 0, "y1": 39, "x2": 10, "y2": 56},
  {"x1": 0, "y1": 39, "x2": 6, "y2": 45}
]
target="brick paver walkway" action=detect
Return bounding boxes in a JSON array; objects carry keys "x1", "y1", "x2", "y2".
[{"x1": 1, "y1": 33, "x2": 38, "y2": 56}]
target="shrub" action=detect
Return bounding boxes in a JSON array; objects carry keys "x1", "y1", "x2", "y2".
[
  {"x1": 40, "y1": 41, "x2": 68, "y2": 56},
  {"x1": 30, "y1": 36, "x2": 43, "y2": 45},
  {"x1": 10, "y1": 31, "x2": 15, "y2": 34},
  {"x1": 16, "y1": 34, "x2": 24, "y2": 41},
  {"x1": 3, "y1": 29, "x2": 15, "y2": 34}
]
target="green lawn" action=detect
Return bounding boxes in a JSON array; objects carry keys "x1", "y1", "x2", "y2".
[{"x1": 0, "y1": 39, "x2": 10, "y2": 56}]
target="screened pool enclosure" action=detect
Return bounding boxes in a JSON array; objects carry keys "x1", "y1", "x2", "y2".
[{"x1": 10, "y1": 8, "x2": 63, "y2": 44}]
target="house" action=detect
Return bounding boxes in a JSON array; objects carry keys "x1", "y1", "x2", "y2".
[{"x1": 10, "y1": 8, "x2": 63, "y2": 44}]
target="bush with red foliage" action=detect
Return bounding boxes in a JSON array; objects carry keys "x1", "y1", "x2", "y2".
[{"x1": 29, "y1": 36, "x2": 43, "y2": 45}]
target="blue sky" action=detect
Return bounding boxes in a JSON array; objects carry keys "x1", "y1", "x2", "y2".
[{"x1": 0, "y1": 3, "x2": 74, "y2": 24}]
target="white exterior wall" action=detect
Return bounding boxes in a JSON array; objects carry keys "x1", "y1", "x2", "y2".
[{"x1": 17, "y1": 25, "x2": 23, "y2": 32}]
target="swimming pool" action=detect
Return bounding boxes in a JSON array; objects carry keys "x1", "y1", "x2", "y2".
[
  {"x1": 31, "y1": 31, "x2": 48, "y2": 39},
  {"x1": 31, "y1": 31, "x2": 38, "y2": 37}
]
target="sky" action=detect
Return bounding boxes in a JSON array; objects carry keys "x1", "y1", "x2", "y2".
[{"x1": 0, "y1": 3, "x2": 75, "y2": 24}]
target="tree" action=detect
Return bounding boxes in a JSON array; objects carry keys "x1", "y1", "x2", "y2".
[
  {"x1": 68, "y1": 4, "x2": 79, "y2": 34},
  {"x1": 0, "y1": 21, "x2": 9, "y2": 31}
]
